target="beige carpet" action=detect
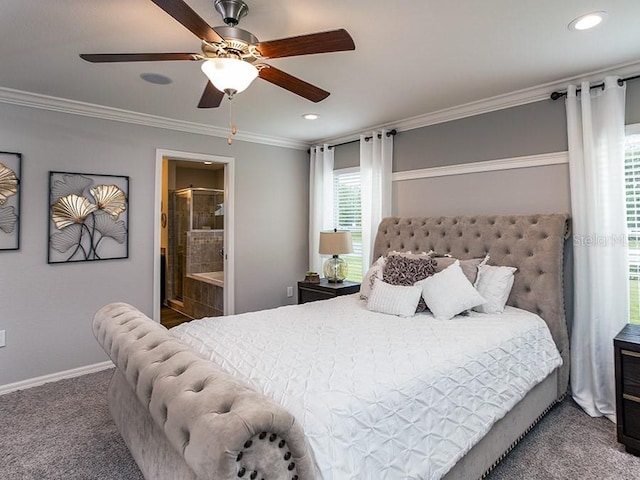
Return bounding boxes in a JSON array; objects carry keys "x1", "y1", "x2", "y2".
[{"x1": 1, "y1": 369, "x2": 639, "y2": 479}]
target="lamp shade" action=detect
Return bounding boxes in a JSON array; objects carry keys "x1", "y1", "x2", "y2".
[
  {"x1": 319, "y1": 230, "x2": 353, "y2": 255},
  {"x1": 201, "y1": 58, "x2": 258, "y2": 94}
]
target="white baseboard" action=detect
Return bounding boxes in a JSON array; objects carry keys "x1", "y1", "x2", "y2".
[{"x1": 0, "y1": 360, "x2": 114, "y2": 396}]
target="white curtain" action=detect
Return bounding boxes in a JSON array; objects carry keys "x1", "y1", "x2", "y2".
[
  {"x1": 360, "y1": 129, "x2": 393, "y2": 274},
  {"x1": 309, "y1": 145, "x2": 334, "y2": 273},
  {"x1": 567, "y1": 76, "x2": 629, "y2": 421}
]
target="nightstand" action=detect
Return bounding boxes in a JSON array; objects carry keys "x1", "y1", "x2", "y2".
[
  {"x1": 297, "y1": 279, "x2": 360, "y2": 304},
  {"x1": 614, "y1": 323, "x2": 640, "y2": 456}
]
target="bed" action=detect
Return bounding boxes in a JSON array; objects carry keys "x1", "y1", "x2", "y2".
[{"x1": 93, "y1": 213, "x2": 570, "y2": 480}]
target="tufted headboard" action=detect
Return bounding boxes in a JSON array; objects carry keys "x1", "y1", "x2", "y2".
[{"x1": 373, "y1": 213, "x2": 571, "y2": 396}]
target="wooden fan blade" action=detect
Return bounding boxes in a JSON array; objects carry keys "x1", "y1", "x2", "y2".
[
  {"x1": 256, "y1": 29, "x2": 355, "y2": 59},
  {"x1": 150, "y1": 0, "x2": 224, "y2": 43},
  {"x1": 80, "y1": 53, "x2": 198, "y2": 63},
  {"x1": 198, "y1": 81, "x2": 225, "y2": 108},
  {"x1": 258, "y1": 65, "x2": 329, "y2": 103}
]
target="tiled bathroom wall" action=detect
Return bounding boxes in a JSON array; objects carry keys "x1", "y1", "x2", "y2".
[
  {"x1": 182, "y1": 230, "x2": 224, "y2": 318},
  {"x1": 185, "y1": 230, "x2": 224, "y2": 274}
]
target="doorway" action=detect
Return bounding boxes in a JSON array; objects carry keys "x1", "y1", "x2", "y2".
[{"x1": 153, "y1": 149, "x2": 235, "y2": 324}]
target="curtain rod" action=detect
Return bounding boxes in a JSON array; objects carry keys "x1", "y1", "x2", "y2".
[
  {"x1": 550, "y1": 74, "x2": 640, "y2": 100},
  {"x1": 308, "y1": 129, "x2": 397, "y2": 154}
]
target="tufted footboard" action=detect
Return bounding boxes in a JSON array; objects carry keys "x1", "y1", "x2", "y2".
[{"x1": 93, "y1": 302, "x2": 315, "y2": 480}]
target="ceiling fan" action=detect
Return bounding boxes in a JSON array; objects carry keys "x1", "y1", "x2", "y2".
[{"x1": 80, "y1": 0, "x2": 356, "y2": 109}]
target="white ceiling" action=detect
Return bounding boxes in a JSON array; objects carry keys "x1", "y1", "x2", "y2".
[{"x1": 2, "y1": 0, "x2": 640, "y2": 145}]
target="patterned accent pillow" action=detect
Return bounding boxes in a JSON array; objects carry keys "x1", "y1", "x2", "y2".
[
  {"x1": 359, "y1": 256, "x2": 386, "y2": 301},
  {"x1": 383, "y1": 254, "x2": 437, "y2": 312}
]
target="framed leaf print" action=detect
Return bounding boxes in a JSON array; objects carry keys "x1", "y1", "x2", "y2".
[
  {"x1": 48, "y1": 171, "x2": 129, "y2": 263},
  {"x1": 0, "y1": 152, "x2": 21, "y2": 251}
]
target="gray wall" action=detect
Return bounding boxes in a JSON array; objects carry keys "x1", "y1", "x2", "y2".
[
  {"x1": 393, "y1": 100, "x2": 568, "y2": 171},
  {"x1": 392, "y1": 99, "x2": 571, "y2": 217},
  {"x1": 335, "y1": 79, "x2": 640, "y2": 219},
  {"x1": 393, "y1": 164, "x2": 570, "y2": 217},
  {"x1": 332, "y1": 98, "x2": 571, "y2": 218},
  {"x1": 626, "y1": 78, "x2": 640, "y2": 125},
  {"x1": 333, "y1": 140, "x2": 360, "y2": 170},
  {"x1": 0, "y1": 102, "x2": 308, "y2": 387}
]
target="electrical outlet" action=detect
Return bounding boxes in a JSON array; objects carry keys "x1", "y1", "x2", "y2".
[
  {"x1": 0, "y1": 330, "x2": 5, "y2": 348},
  {"x1": 286, "y1": 286, "x2": 293, "y2": 298}
]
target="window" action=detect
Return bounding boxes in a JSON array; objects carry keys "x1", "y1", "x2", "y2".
[
  {"x1": 625, "y1": 125, "x2": 640, "y2": 325},
  {"x1": 333, "y1": 167, "x2": 362, "y2": 282}
]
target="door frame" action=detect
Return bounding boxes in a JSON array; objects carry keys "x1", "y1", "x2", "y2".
[{"x1": 153, "y1": 148, "x2": 235, "y2": 321}]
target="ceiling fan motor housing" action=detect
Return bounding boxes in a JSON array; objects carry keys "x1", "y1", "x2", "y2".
[
  {"x1": 214, "y1": 0, "x2": 249, "y2": 26},
  {"x1": 207, "y1": 26, "x2": 258, "y2": 60}
]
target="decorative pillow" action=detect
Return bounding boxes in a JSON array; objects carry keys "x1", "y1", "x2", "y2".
[
  {"x1": 359, "y1": 256, "x2": 386, "y2": 301},
  {"x1": 383, "y1": 254, "x2": 437, "y2": 312},
  {"x1": 388, "y1": 250, "x2": 431, "y2": 260},
  {"x1": 433, "y1": 255, "x2": 488, "y2": 284},
  {"x1": 366, "y1": 279, "x2": 422, "y2": 317},
  {"x1": 473, "y1": 264, "x2": 517, "y2": 314},
  {"x1": 415, "y1": 260, "x2": 486, "y2": 320}
]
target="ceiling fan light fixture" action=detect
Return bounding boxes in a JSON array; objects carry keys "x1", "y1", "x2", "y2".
[{"x1": 201, "y1": 57, "x2": 258, "y2": 95}]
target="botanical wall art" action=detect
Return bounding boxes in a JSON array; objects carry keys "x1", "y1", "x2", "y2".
[
  {"x1": 48, "y1": 171, "x2": 129, "y2": 263},
  {"x1": 0, "y1": 152, "x2": 21, "y2": 251}
]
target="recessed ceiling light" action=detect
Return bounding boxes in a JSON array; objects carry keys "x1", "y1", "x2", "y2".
[
  {"x1": 568, "y1": 11, "x2": 607, "y2": 31},
  {"x1": 140, "y1": 73, "x2": 172, "y2": 85},
  {"x1": 203, "y1": 161, "x2": 213, "y2": 165},
  {"x1": 303, "y1": 113, "x2": 319, "y2": 120}
]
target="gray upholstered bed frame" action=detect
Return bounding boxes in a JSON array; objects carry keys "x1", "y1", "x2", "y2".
[{"x1": 93, "y1": 213, "x2": 570, "y2": 480}]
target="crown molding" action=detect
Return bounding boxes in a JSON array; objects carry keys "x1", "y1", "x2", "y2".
[
  {"x1": 4, "y1": 58, "x2": 640, "y2": 152},
  {"x1": 392, "y1": 151, "x2": 568, "y2": 182},
  {"x1": 0, "y1": 86, "x2": 308, "y2": 150},
  {"x1": 314, "y1": 59, "x2": 640, "y2": 146}
]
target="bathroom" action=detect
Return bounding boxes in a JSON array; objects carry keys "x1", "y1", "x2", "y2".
[{"x1": 161, "y1": 159, "x2": 225, "y2": 324}]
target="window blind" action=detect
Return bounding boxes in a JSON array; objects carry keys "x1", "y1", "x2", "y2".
[
  {"x1": 625, "y1": 131, "x2": 640, "y2": 322},
  {"x1": 333, "y1": 169, "x2": 362, "y2": 282}
]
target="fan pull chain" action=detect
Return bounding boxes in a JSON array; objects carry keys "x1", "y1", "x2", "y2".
[{"x1": 227, "y1": 95, "x2": 237, "y2": 145}]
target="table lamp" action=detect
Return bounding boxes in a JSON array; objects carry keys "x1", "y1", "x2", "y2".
[{"x1": 319, "y1": 229, "x2": 353, "y2": 283}]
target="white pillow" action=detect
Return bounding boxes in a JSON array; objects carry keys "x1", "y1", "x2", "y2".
[
  {"x1": 359, "y1": 256, "x2": 386, "y2": 301},
  {"x1": 415, "y1": 260, "x2": 486, "y2": 320},
  {"x1": 366, "y1": 279, "x2": 422, "y2": 317},
  {"x1": 473, "y1": 264, "x2": 517, "y2": 314}
]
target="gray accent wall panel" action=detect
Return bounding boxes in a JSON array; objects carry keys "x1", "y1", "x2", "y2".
[
  {"x1": 394, "y1": 100, "x2": 568, "y2": 172},
  {"x1": 626, "y1": 78, "x2": 640, "y2": 125},
  {"x1": 333, "y1": 141, "x2": 360, "y2": 170},
  {"x1": 393, "y1": 164, "x2": 570, "y2": 218}
]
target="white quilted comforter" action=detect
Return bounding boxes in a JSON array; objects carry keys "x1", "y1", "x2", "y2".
[{"x1": 170, "y1": 295, "x2": 562, "y2": 480}]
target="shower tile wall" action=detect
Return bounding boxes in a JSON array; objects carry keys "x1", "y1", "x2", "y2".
[
  {"x1": 186, "y1": 231, "x2": 224, "y2": 274},
  {"x1": 184, "y1": 277, "x2": 223, "y2": 319},
  {"x1": 166, "y1": 188, "x2": 224, "y2": 318},
  {"x1": 182, "y1": 230, "x2": 224, "y2": 318},
  {"x1": 192, "y1": 191, "x2": 224, "y2": 230}
]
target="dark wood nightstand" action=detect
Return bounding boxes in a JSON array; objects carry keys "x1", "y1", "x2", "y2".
[
  {"x1": 297, "y1": 279, "x2": 360, "y2": 304},
  {"x1": 614, "y1": 323, "x2": 640, "y2": 456}
]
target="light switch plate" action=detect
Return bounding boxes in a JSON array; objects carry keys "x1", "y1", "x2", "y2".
[{"x1": 0, "y1": 330, "x2": 5, "y2": 348}]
